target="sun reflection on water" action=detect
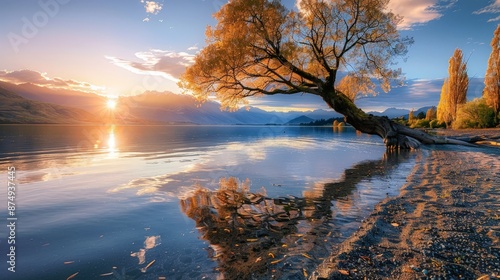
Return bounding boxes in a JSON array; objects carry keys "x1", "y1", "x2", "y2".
[{"x1": 107, "y1": 125, "x2": 118, "y2": 158}]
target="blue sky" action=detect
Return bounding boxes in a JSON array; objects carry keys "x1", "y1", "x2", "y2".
[{"x1": 1, "y1": 0, "x2": 499, "y2": 112}]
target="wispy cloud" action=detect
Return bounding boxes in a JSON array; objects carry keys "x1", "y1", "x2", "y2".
[
  {"x1": 187, "y1": 45, "x2": 199, "y2": 51},
  {"x1": 141, "y1": 0, "x2": 163, "y2": 15},
  {"x1": 473, "y1": 0, "x2": 500, "y2": 22},
  {"x1": 356, "y1": 78, "x2": 485, "y2": 111},
  {"x1": 295, "y1": 0, "x2": 456, "y2": 30},
  {"x1": 466, "y1": 37, "x2": 486, "y2": 45},
  {"x1": 387, "y1": 0, "x2": 457, "y2": 30},
  {"x1": 0, "y1": 69, "x2": 106, "y2": 93},
  {"x1": 105, "y1": 49, "x2": 195, "y2": 82}
]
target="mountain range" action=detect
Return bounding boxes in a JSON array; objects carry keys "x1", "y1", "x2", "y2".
[
  {"x1": 0, "y1": 81, "x2": 431, "y2": 125},
  {"x1": 0, "y1": 86, "x2": 98, "y2": 124}
]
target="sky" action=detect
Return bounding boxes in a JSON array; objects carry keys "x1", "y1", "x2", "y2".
[{"x1": 1, "y1": 0, "x2": 500, "y2": 112}]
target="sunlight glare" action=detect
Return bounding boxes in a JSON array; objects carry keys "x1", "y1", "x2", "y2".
[
  {"x1": 107, "y1": 125, "x2": 118, "y2": 157},
  {"x1": 106, "y1": 98, "x2": 117, "y2": 110}
]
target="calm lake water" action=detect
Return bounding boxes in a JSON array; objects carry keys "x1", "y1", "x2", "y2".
[{"x1": 0, "y1": 125, "x2": 416, "y2": 279}]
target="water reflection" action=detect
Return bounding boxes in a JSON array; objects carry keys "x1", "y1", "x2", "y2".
[
  {"x1": 0, "y1": 125, "x2": 399, "y2": 279},
  {"x1": 130, "y1": 235, "x2": 161, "y2": 265},
  {"x1": 107, "y1": 125, "x2": 118, "y2": 157},
  {"x1": 180, "y1": 150, "x2": 411, "y2": 279}
]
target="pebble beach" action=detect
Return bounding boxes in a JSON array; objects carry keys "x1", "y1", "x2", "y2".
[{"x1": 312, "y1": 130, "x2": 500, "y2": 279}]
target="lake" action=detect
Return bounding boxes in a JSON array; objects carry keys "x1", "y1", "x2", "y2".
[{"x1": 0, "y1": 125, "x2": 416, "y2": 279}]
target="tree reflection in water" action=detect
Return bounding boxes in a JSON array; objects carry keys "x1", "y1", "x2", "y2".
[{"x1": 180, "y1": 150, "x2": 411, "y2": 279}]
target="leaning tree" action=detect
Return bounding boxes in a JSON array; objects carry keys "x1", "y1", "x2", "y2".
[{"x1": 180, "y1": 0, "x2": 468, "y2": 149}]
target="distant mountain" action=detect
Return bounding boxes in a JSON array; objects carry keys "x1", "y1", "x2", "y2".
[
  {"x1": 0, "y1": 86, "x2": 99, "y2": 124},
  {"x1": 118, "y1": 91, "x2": 347, "y2": 125},
  {"x1": 414, "y1": 106, "x2": 434, "y2": 116},
  {"x1": 306, "y1": 109, "x2": 343, "y2": 120},
  {"x1": 0, "y1": 81, "x2": 106, "y2": 113},
  {"x1": 286, "y1": 115, "x2": 315, "y2": 125},
  {"x1": 119, "y1": 91, "x2": 296, "y2": 125},
  {"x1": 367, "y1": 107, "x2": 437, "y2": 119},
  {"x1": 367, "y1": 108, "x2": 410, "y2": 118}
]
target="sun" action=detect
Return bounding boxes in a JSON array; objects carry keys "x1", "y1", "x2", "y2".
[{"x1": 106, "y1": 99, "x2": 117, "y2": 110}]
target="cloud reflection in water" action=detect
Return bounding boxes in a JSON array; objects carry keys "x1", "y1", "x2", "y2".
[{"x1": 130, "y1": 235, "x2": 161, "y2": 265}]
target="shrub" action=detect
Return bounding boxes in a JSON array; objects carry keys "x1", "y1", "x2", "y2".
[
  {"x1": 410, "y1": 119, "x2": 430, "y2": 128},
  {"x1": 392, "y1": 117, "x2": 407, "y2": 126},
  {"x1": 429, "y1": 119, "x2": 446, "y2": 128},
  {"x1": 453, "y1": 98, "x2": 495, "y2": 129}
]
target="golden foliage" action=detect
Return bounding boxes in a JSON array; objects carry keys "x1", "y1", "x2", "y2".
[
  {"x1": 425, "y1": 107, "x2": 437, "y2": 120},
  {"x1": 408, "y1": 110, "x2": 415, "y2": 122},
  {"x1": 437, "y1": 79, "x2": 451, "y2": 125},
  {"x1": 179, "y1": 0, "x2": 411, "y2": 110},
  {"x1": 483, "y1": 24, "x2": 500, "y2": 117},
  {"x1": 336, "y1": 75, "x2": 376, "y2": 102},
  {"x1": 437, "y1": 49, "x2": 468, "y2": 126}
]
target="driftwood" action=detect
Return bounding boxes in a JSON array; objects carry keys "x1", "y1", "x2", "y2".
[
  {"x1": 434, "y1": 131, "x2": 500, "y2": 147},
  {"x1": 453, "y1": 135, "x2": 500, "y2": 146}
]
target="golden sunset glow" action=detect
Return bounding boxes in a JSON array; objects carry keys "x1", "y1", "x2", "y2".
[{"x1": 106, "y1": 99, "x2": 117, "y2": 110}]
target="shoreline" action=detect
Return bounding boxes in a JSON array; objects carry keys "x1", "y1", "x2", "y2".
[{"x1": 312, "y1": 143, "x2": 500, "y2": 279}]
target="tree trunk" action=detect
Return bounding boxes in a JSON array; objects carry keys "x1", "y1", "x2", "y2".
[{"x1": 322, "y1": 90, "x2": 475, "y2": 149}]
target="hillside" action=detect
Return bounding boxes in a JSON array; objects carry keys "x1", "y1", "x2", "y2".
[
  {"x1": 0, "y1": 86, "x2": 98, "y2": 124},
  {"x1": 0, "y1": 81, "x2": 434, "y2": 125},
  {"x1": 0, "y1": 81, "x2": 106, "y2": 113}
]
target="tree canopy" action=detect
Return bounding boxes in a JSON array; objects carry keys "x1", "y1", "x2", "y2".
[{"x1": 180, "y1": 0, "x2": 412, "y2": 110}]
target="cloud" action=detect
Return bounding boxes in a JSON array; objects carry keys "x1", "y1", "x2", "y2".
[
  {"x1": 106, "y1": 49, "x2": 195, "y2": 82},
  {"x1": 141, "y1": 0, "x2": 163, "y2": 15},
  {"x1": 143, "y1": 17, "x2": 150, "y2": 22},
  {"x1": 295, "y1": 0, "x2": 456, "y2": 30},
  {"x1": 387, "y1": 0, "x2": 457, "y2": 30},
  {"x1": 0, "y1": 69, "x2": 106, "y2": 93},
  {"x1": 356, "y1": 78, "x2": 485, "y2": 111},
  {"x1": 488, "y1": 14, "x2": 500, "y2": 22},
  {"x1": 247, "y1": 93, "x2": 330, "y2": 112},
  {"x1": 473, "y1": 0, "x2": 500, "y2": 22}
]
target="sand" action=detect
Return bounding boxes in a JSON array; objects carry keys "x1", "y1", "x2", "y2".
[{"x1": 312, "y1": 132, "x2": 500, "y2": 279}]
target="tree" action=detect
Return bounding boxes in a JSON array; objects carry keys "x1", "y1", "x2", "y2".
[
  {"x1": 437, "y1": 79, "x2": 451, "y2": 126},
  {"x1": 437, "y1": 49, "x2": 468, "y2": 127},
  {"x1": 180, "y1": 0, "x2": 466, "y2": 149},
  {"x1": 425, "y1": 107, "x2": 437, "y2": 120},
  {"x1": 483, "y1": 24, "x2": 500, "y2": 122},
  {"x1": 408, "y1": 110, "x2": 415, "y2": 123}
]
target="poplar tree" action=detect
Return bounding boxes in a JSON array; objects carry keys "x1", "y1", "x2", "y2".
[
  {"x1": 437, "y1": 49, "x2": 468, "y2": 126},
  {"x1": 437, "y1": 79, "x2": 451, "y2": 126},
  {"x1": 483, "y1": 24, "x2": 500, "y2": 122}
]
